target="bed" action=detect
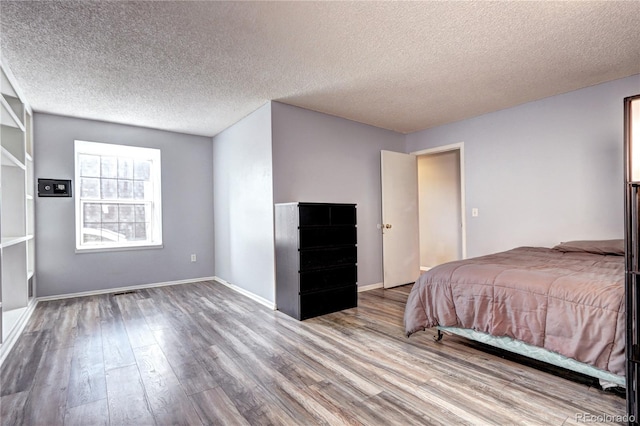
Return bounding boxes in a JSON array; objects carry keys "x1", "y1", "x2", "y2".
[{"x1": 404, "y1": 240, "x2": 626, "y2": 387}]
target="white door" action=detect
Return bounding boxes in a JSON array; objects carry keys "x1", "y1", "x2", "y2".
[{"x1": 381, "y1": 150, "x2": 420, "y2": 288}]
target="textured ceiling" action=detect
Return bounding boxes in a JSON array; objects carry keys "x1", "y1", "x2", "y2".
[{"x1": 1, "y1": 1, "x2": 639, "y2": 137}]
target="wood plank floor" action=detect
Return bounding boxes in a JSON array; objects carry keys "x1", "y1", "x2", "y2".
[{"x1": 0, "y1": 281, "x2": 626, "y2": 425}]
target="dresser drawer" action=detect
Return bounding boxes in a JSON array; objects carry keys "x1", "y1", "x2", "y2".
[
  {"x1": 300, "y1": 246, "x2": 357, "y2": 270},
  {"x1": 329, "y1": 205, "x2": 357, "y2": 225},
  {"x1": 299, "y1": 285, "x2": 357, "y2": 320},
  {"x1": 299, "y1": 204, "x2": 356, "y2": 226},
  {"x1": 299, "y1": 226, "x2": 356, "y2": 248},
  {"x1": 299, "y1": 204, "x2": 331, "y2": 226},
  {"x1": 299, "y1": 265, "x2": 357, "y2": 293}
]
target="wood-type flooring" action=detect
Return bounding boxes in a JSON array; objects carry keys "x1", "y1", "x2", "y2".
[{"x1": 0, "y1": 281, "x2": 627, "y2": 425}]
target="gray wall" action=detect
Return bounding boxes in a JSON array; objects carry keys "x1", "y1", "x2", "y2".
[
  {"x1": 212, "y1": 103, "x2": 276, "y2": 303},
  {"x1": 34, "y1": 113, "x2": 214, "y2": 297},
  {"x1": 406, "y1": 74, "x2": 640, "y2": 258},
  {"x1": 271, "y1": 102, "x2": 405, "y2": 287}
]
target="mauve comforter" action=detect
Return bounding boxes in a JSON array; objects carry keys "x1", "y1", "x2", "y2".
[{"x1": 404, "y1": 247, "x2": 625, "y2": 376}]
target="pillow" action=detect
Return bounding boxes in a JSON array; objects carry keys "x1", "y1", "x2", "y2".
[{"x1": 552, "y1": 239, "x2": 624, "y2": 256}]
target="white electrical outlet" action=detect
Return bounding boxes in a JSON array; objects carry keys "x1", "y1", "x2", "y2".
[
  {"x1": 191, "y1": 254, "x2": 197, "y2": 262},
  {"x1": 472, "y1": 208, "x2": 479, "y2": 217}
]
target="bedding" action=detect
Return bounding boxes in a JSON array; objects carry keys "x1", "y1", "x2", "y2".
[
  {"x1": 552, "y1": 239, "x2": 625, "y2": 256},
  {"x1": 404, "y1": 245, "x2": 625, "y2": 377}
]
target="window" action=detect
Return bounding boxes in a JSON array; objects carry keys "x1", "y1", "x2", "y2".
[{"x1": 75, "y1": 140, "x2": 162, "y2": 251}]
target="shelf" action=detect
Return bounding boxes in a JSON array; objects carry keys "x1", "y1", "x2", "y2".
[
  {"x1": 2, "y1": 307, "x2": 28, "y2": 341},
  {"x1": 1, "y1": 163, "x2": 26, "y2": 238},
  {"x1": 1, "y1": 236, "x2": 28, "y2": 248},
  {"x1": 0, "y1": 66, "x2": 18, "y2": 98},
  {"x1": 1, "y1": 242, "x2": 28, "y2": 311},
  {"x1": 0, "y1": 59, "x2": 34, "y2": 346},
  {"x1": 1, "y1": 65, "x2": 25, "y2": 129},
  {"x1": 1, "y1": 123, "x2": 26, "y2": 164},
  {"x1": 0, "y1": 97, "x2": 24, "y2": 131},
  {"x1": 1, "y1": 146, "x2": 26, "y2": 169}
]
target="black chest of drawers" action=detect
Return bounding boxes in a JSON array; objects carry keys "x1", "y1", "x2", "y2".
[{"x1": 275, "y1": 202, "x2": 357, "y2": 320}]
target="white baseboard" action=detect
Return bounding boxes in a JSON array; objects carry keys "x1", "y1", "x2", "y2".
[
  {"x1": 36, "y1": 276, "x2": 216, "y2": 301},
  {"x1": 0, "y1": 298, "x2": 39, "y2": 366},
  {"x1": 358, "y1": 282, "x2": 383, "y2": 292},
  {"x1": 213, "y1": 276, "x2": 276, "y2": 310}
]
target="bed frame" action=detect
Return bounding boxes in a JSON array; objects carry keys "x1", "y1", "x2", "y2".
[{"x1": 435, "y1": 326, "x2": 625, "y2": 388}]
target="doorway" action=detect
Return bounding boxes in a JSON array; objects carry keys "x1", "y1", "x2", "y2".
[
  {"x1": 379, "y1": 143, "x2": 465, "y2": 288},
  {"x1": 414, "y1": 143, "x2": 466, "y2": 270}
]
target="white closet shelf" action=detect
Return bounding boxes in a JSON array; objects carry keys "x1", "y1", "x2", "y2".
[
  {"x1": 1, "y1": 59, "x2": 35, "y2": 359},
  {"x1": 2, "y1": 307, "x2": 29, "y2": 343},
  {"x1": 1, "y1": 146, "x2": 26, "y2": 169},
  {"x1": 0, "y1": 97, "x2": 25, "y2": 131},
  {"x1": 1, "y1": 236, "x2": 29, "y2": 248}
]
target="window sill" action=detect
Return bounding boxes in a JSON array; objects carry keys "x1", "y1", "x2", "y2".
[{"x1": 75, "y1": 243, "x2": 163, "y2": 254}]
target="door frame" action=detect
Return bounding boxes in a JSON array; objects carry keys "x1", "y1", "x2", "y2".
[{"x1": 411, "y1": 142, "x2": 467, "y2": 260}]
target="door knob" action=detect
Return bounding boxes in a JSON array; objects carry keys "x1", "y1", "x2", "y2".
[{"x1": 384, "y1": 224, "x2": 392, "y2": 229}]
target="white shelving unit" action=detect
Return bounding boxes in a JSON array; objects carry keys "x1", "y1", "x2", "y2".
[{"x1": 0, "y1": 59, "x2": 35, "y2": 357}]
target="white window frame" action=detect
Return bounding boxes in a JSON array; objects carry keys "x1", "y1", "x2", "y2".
[{"x1": 74, "y1": 140, "x2": 163, "y2": 252}]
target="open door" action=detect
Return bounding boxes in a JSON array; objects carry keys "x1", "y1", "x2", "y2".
[{"x1": 381, "y1": 150, "x2": 420, "y2": 288}]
